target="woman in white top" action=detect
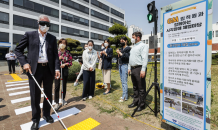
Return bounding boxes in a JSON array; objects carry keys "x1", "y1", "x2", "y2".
[{"x1": 82, "y1": 40, "x2": 98, "y2": 101}]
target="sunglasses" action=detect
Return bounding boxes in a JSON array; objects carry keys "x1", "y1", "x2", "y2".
[{"x1": 38, "y1": 21, "x2": 51, "y2": 27}]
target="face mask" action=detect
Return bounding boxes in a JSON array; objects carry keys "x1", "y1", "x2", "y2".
[
  {"x1": 104, "y1": 43, "x2": 108, "y2": 47},
  {"x1": 85, "y1": 47, "x2": 88, "y2": 50},
  {"x1": 121, "y1": 42, "x2": 125, "y2": 47},
  {"x1": 88, "y1": 46, "x2": 93, "y2": 50},
  {"x1": 131, "y1": 38, "x2": 135, "y2": 44},
  {"x1": 59, "y1": 44, "x2": 66, "y2": 49},
  {"x1": 39, "y1": 25, "x2": 49, "y2": 32},
  {"x1": 101, "y1": 46, "x2": 105, "y2": 49}
]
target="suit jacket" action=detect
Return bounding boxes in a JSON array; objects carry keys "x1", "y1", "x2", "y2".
[
  {"x1": 101, "y1": 47, "x2": 113, "y2": 70},
  {"x1": 14, "y1": 31, "x2": 60, "y2": 76}
]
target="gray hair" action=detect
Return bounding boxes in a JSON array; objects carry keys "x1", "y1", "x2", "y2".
[{"x1": 38, "y1": 15, "x2": 50, "y2": 22}]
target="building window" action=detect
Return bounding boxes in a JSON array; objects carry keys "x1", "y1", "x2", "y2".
[
  {"x1": 216, "y1": 30, "x2": 218, "y2": 37},
  {"x1": 213, "y1": 31, "x2": 214, "y2": 37},
  {"x1": 0, "y1": 0, "x2": 9, "y2": 5},
  {"x1": 61, "y1": 0, "x2": 89, "y2": 14},
  {"x1": 91, "y1": 10, "x2": 109, "y2": 22},
  {"x1": 50, "y1": 0, "x2": 59, "y2": 3},
  {"x1": 159, "y1": 38, "x2": 160, "y2": 43},
  {"x1": 91, "y1": 21, "x2": 109, "y2": 31},
  {"x1": 13, "y1": 15, "x2": 59, "y2": 33},
  {"x1": 111, "y1": 8, "x2": 124, "y2": 19},
  {"x1": 111, "y1": 18, "x2": 124, "y2": 25},
  {"x1": 0, "y1": 11, "x2": 9, "y2": 24},
  {"x1": 61, "y1": 26, "x2": 89, "y2": 38},
  {"x1": 146, "y1": 39, "x2": 148, "y2": 44},
  {"x1": 0, "y1": 32, "x2": 9, "y2": 42},
  {"x1": 84, "y1": 0, "x2": 89, "y2": 3},
  {"x1": 91, "y1": 32, "x2": 108, "y2": 40},
  {"x1": 13, "y1": 34, "x2": 23, "y2": 45},
  {"x1": 91, "y1": 0, "x2": 109, "y2": 12},
  {"x1": 13, "y1": 0, "x2": 59, "y2": 18},
  {"x1": 62, "y1": 12, "x2": 89, "y2": 26}
]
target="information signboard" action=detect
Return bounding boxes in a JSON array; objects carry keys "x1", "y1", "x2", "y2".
[{"x1": 160, "y1": 0, "x2": 213, "y2": 130}]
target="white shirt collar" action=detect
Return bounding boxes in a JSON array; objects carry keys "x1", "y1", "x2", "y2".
[{"x1": 38, "y1": 29, "x2": 48, "y2": 37}]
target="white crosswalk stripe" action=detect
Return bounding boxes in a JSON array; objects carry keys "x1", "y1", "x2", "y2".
[
  {"x1": 15, "y1": 99, "x2": 61, "y2": 115},
  {"x1": 5, "y1": 80, "x2": 28, "y2": 84},
  {"x1": 6, "y1": 83, "x2": 29, "y2": 87},
  {"x1": 7, "y1": 86, "x2": 29, "y2": 91},
  {"x1": 9, "y1": 90, "x2": 30, "y2": 96},
  {"x1": 20, "y1": 107, "x2": 81, "y2": 130},
  {"x1": 11, "y1": 94, "x2": 44, "y2": 104}
]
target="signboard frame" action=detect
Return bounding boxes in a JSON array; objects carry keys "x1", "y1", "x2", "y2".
[{"x1": 160, "y1": 0, "x2": 212, "y2": 130}]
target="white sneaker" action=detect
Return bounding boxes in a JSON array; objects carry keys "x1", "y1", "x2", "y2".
[
  {"x1": 62, "y1": 100, "x2": 67, "y2": 105},
  {"x1": 83, "y1": 97, "x2": 87, "y2": 101},
  {"x1": 54, "y1": 104, "x2": 59, "y2": 111},
  {"x1": 119, "y1": 99, "x2": 124, "y2": 102},
  {"x1": 89, "y1": 96, "x2": 92, "y2": 99},
  {"x1": 120, "y1": 97, "x2": 127, "y2": 101}
]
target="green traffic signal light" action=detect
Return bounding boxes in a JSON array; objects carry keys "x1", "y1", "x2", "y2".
[{"x1": 147, "y1": 14, "x2": 153, "y2": 22}]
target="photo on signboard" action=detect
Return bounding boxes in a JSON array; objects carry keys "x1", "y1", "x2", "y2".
[
  {"x1": 182, "y1": 90, "x2": 203, "y2": 107},
  {"x1": 182, "y1": 102, "x2": 203, "y2": 120},
  {"x1": 164, "y1": 87, "x2": 181, "y2": 100},
  {"x1": 164, "y1": 97, "x2": 181, "y2": 112}
]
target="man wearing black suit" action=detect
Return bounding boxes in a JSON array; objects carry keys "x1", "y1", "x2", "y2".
[{"x1": 15, "y1": 15, "x2": 60, "y2": 130}]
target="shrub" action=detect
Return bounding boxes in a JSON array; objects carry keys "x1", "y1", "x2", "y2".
[{"x1": 68, "y1": 61, "x2": 81, "y2": 81}]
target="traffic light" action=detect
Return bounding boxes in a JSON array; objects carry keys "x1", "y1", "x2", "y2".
[{"x1": 147, "y1": 1, "x2": 158, "y2": 23}]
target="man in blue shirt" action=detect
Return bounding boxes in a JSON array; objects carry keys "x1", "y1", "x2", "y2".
[
  {"x1": 5, "y1": 50, "x2": 16, "y2": 74},
  {"x1": 128, "y1": 32, "x2": 149, "y2": 111}
]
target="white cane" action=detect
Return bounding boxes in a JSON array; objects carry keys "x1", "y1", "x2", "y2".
[
  {"x1": 61, "y1": 61, "x2": 64, "y2": 107},
  {"x1": 28, "y1": 69, "x2": 68, "y2": 130}
]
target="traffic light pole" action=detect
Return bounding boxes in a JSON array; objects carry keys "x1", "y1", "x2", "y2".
[{"x1": 131, "y1": 1, "x2": 160, "y2": 117}]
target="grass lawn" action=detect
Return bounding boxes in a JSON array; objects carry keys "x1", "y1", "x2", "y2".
[{"x1": 67, "y1": 64, "x2": 218, "y2": 130}]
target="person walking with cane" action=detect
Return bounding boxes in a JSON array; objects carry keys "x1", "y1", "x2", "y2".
[
  {"x1": 54, "y1": 38, "x2": 73, "y2": 110},
  {"x1": 15, "y1": 15, "x2": 60, "y2": 130}
]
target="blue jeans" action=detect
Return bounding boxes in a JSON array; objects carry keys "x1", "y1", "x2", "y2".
[{"x1": 119, "y1": 64, "x2": 128, "y2": 100}]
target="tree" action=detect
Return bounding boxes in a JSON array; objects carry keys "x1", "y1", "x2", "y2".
[
  {"x1": 109, "y1": 23, "x2": 127, "y2": 35},
  {"x1": 108, "y1": 35, "x2": 132, "y2": 48}
]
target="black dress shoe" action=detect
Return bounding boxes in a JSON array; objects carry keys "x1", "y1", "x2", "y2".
[
  {"x1": 43, "y1": 116, "x2": 54, "y2": 123},
  {"x1": 128, "y1": 103, "x2": 137, "y2": 108},
  {"x1": 136, "y1": 106, "x2": 145, "y2": 112},
  {"x1": 31, "y1": 122, "x2": 39, "y2": 130}
]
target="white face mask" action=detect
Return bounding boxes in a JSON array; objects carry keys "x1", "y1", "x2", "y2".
[
  {"x1": 88, "y1": 46, "x2": 93, "y2": 50},
  {"x1": 85, "y1": 47, "x2": 88, "y2": 50},
  {"x1": 131, "y1": 38, "x2": 135, "y2": 44},
  {"x1": 59, "y1": 44, "x2": 66, "y2": 49},
  {"x1": 39, "y1": 25, "x2": 49, "y2": 32},
  {"x1": 101, "y1": 46, "x2": 105, "y2": 49},
  {"x1": 104, "y1": 43, "x2": 108, "y2": 47}
]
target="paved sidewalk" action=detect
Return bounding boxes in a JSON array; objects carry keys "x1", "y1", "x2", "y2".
[{"x1": 0, "y1": 71, "x2": 157, "y2": 130}]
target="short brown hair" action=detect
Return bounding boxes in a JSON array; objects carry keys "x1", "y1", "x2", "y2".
[
  {"x1": 132, "y1": 32, "x2": 142, "y2": 40},
  {"x1": 58, "y1": 38, "x2": 68, "y2": 46}
]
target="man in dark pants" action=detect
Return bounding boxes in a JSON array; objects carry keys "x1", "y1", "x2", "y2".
[
  {"x1": 5, "y1": 50, "x2": 16, "y2": 74},
  {"x1": 128, "y1": 32, "x2": 149, "y2": 111},
  {"x1": 15, "y1": 15, "x2": 60, "y2": 130}
]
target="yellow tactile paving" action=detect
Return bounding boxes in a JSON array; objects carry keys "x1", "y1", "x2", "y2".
[
  {"x1": 5, "y1": 74, "x2": 28, "y2": 82},
  {"x1": 66, "y1": 118, "x2": 100, "y2": 130}
]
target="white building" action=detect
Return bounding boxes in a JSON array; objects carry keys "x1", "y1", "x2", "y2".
[
  {"x1": 128, "y1": 25, "x2": 143, "y2": 38},
  {"x1": 212, "y1": 22, "x2": 218, "y2": 53},
  {"x1": 0, "y1": 0, "x2": 125, "y2": 60}
]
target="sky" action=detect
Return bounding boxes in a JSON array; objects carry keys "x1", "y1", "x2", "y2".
[{"x1": 106, "y1": 0, "x2": 218, "y2": 35}]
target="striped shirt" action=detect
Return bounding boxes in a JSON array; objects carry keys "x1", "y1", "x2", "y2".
[{"x1": 82, "y1": 49, "x2": 98, "y2": 71}]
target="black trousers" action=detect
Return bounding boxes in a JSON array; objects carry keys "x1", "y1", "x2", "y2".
[
  {"x1": 27, "y1": 63, "x2": 54, "y2": 122},
  {"x1": 82, "y1": 70, "x2": 95, "y2": 98},
  {"x1": 131, "y1": 67, "x2": 147, "y2": 107},
  {"x1": 54, "y1": 67, "x2": 68, "y2": 104},
  {"x1": 7, "y1": 60, "x2": 15, "y2": 73}
]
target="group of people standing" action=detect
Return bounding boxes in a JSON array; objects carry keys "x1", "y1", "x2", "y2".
[{"x1": 14, "y1": 14, "x2": 149, "y2": 130}]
